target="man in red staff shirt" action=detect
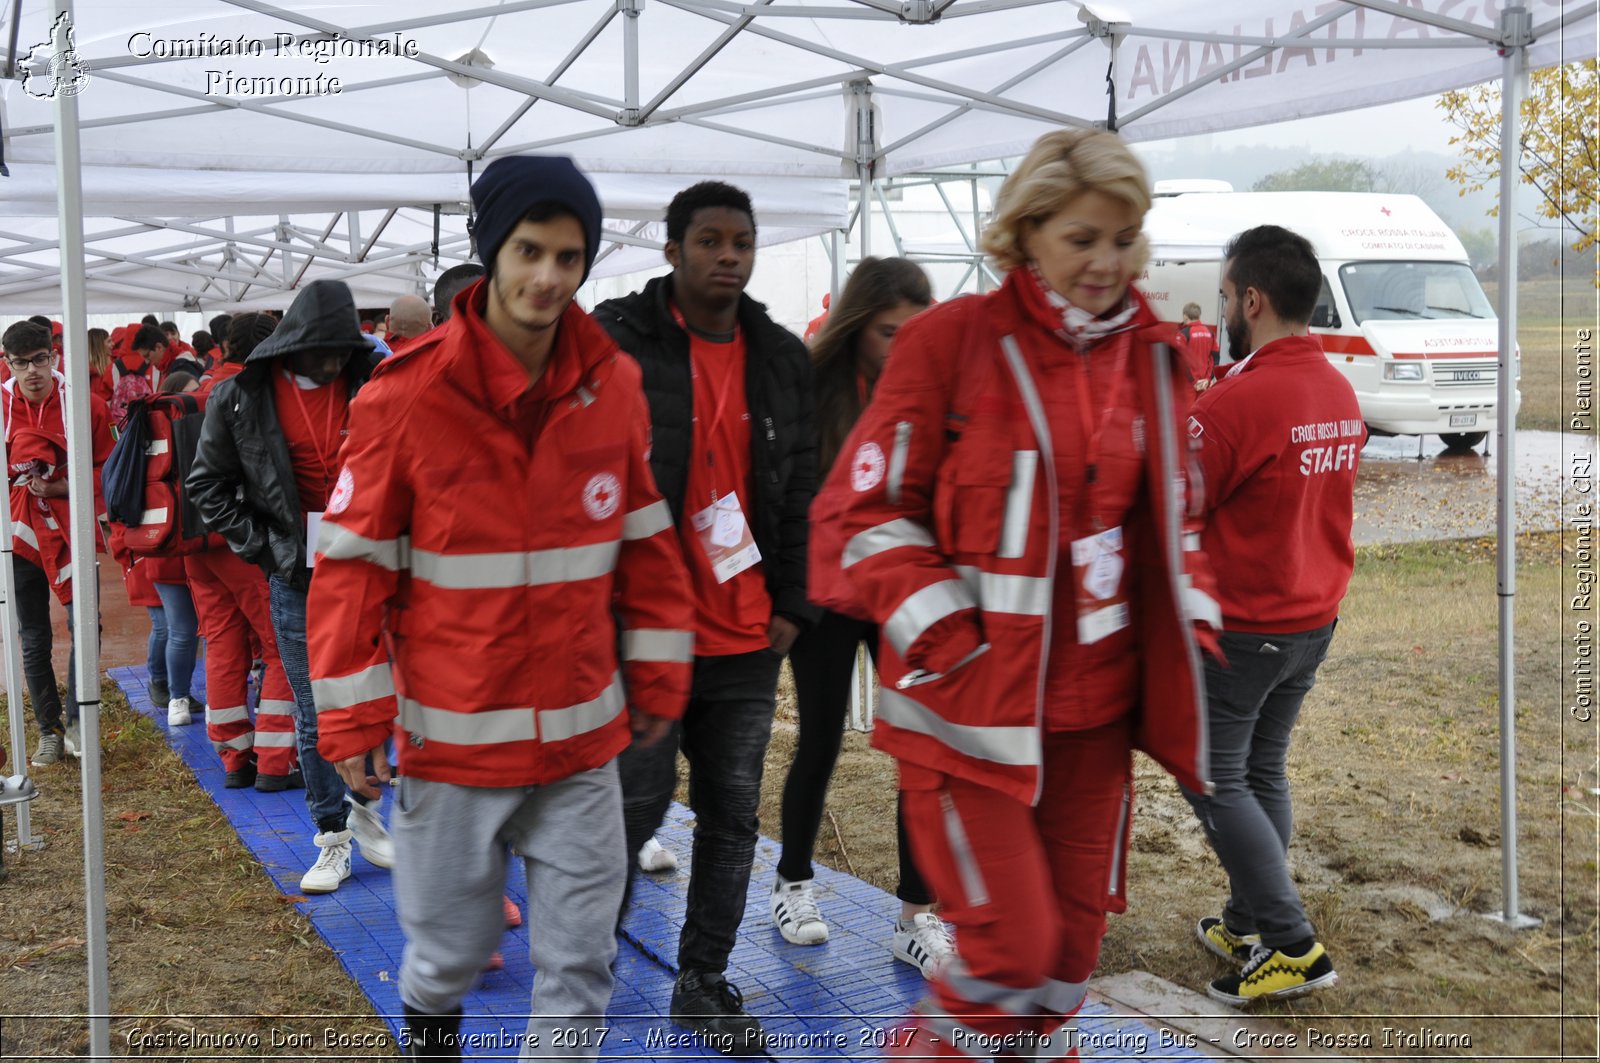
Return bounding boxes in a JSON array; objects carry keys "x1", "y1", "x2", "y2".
[{"x1": 1183, "y1": 225, "x2": 1364, "y2": 1006}]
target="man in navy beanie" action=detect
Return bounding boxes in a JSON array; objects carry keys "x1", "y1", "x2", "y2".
[{"x1": 307, "y1": 155, "x2": 694, "y2": 1060}]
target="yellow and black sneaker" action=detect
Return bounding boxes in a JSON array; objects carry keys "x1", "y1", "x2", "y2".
[
  {"x1": 1197, "y1": 916, "x2": 1260, "y2": 966},
  {"x1": 1208, "y1": 942, "x2": 1338, "y2": 1006}
]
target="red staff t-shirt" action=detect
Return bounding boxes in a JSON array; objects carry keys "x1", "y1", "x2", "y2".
[
  {"x1": 272, "y1": 369, "x2": 350, "y2": 515},
  {"x1": 678, "y1": 324, "x2": 772, "y2": 656}
]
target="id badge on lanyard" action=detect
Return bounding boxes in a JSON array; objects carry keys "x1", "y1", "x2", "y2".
[
  {"x1": 306, "y1": 511, "x2": 324, "y2": 567},
  {"x1": 1070, "y1": 339, "x2": 1132, "y2": 645},
  {"x1": 692, "y1": 492, "x2": 761, "y2": 583},
  {"x1": 1070, "y1": 525, "x2": 1129, "y2": 644}
]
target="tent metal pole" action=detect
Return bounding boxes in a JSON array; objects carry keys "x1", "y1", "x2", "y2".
[
  {"x1": 50, "y1": 0, "x2": 113, "y2": 1051},
  {"x1": 1490, "y1": 5, "x2": 1538, "y2": 932},
  {"x1": 829, "y1": 229, "x2": 845, "y2": 302}
]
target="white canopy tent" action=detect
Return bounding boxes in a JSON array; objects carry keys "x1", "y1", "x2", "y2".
[
  {"x1": 2, "y1": 0, "x2": 1594, "y2": 1055},
  {"x1": 0, "y1": 161, "x2": 849, "y2": 311}
]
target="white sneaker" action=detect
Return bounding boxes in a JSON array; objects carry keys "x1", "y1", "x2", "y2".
[
  {"x1": 64, "y1": 721, "x2": 84, "y2": 758},
  {"x1": 894, "y1": 912, "x2": 955, "y2": 979},
  {"x1": 300, "y1": 829, "x2": 353, "y2": 893},
  {"x1": 166, "y1": 697, "x2": 193, "y2": 726},
  {"x1": 345, "y1": 795, "x2": 395, "y2": 869},
  {"x1": 637, "y1": 835, "x2": 678, "y2": 873},
  {"x1": 770, "y1": 876, "x2": 829, "y2": 945}
]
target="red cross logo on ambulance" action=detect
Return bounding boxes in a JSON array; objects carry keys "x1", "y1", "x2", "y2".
[
  {"x1": 326, "y1": 466, "x2": 355, "y2": 516},
  {"x1": 583, "y1": 472, "x2": 622, "y2": 521},
  {"x1": 851, "y1": 441, "x2": 886, "y2": 492}
]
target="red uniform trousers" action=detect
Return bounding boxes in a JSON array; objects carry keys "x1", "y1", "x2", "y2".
[
  {"x1": 895, "y1": 717, "x2": 1135, "y2": 1060},
  {"x1": 184, "y1": 549, "x2": 297, "y2": 775}
]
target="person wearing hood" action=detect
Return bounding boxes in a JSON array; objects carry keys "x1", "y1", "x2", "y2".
[
  {"x1": 188, "y1": 279, "x2": 395, "y2": 895},
  {"x1": 1, "y1": 320, "x2": 115, "y2": 766},
  {"x1": 305, "y1": 155, "x2": 693, "y2": 1061},
  {"x1": 179, "y1": 311, "x2": 302, "y2": 794}
]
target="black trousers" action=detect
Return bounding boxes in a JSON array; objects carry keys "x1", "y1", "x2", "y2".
[
  {"x1": 619, "y1": 649, "x2": 783, "y2": 975},
  {"x1": 779, "y1": 609, "x2": 932, "y2": 906},
  {"x1": 12, "y1": 555, "x2": 76, "y2": 733}
]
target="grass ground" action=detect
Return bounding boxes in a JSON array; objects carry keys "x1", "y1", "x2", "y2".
[
  {"x1": 2, "y1": 536, "x2": 1594, "y2": 1058},
  {"x1": 0, "y1": 684, "x2": 382, "y2": 1058}
]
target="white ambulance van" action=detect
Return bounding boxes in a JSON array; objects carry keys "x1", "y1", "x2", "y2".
[{"x1": 1141, "y1": 186, "x2": 1517, "y2": 449}]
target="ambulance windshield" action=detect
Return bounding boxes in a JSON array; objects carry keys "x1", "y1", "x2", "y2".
[{"x1": 1338, "y1": 261, "x2": 1494, "y2": 324}]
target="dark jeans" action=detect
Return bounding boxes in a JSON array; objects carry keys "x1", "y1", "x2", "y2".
[
  {"x1": 268, "y1": 576, "x2": 349, "y2": 833},
  {"x1": 1181, "y1": 621, "x2": 1336, "y2": 949},
  {"x1": 13, "y1": 555, "x2": 75, "y2": 733},
  {"x1": 619, "y1": 648, "x2": 782, "y2": 975},
  {"x1": 780, "y1": 609, "x2": 931, "y2": 905}
]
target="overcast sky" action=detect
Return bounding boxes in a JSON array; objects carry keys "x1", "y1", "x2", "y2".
[{"x1": 1151, "y1": 94, "x2": 1457, "y2": 157}]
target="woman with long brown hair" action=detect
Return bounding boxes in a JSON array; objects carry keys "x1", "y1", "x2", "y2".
[{"x1": 769, "y1": 256, "x2": 955, "y2": 977}]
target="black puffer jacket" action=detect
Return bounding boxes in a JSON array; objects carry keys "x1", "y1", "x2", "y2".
[
  {"x1": 595, "y1": 275, "x2": 821, "y2": 629},
  {"x1": 188, "y1": 280, "x2": 379, "y2": 594}
]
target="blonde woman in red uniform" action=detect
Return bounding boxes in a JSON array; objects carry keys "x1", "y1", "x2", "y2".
[{"x1": 811, "y1": 129, "x2": 1219, "y2": 1059}]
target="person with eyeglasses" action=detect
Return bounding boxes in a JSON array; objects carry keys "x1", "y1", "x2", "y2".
[{"x1": 1, "y1": 321, "x2": 115, "y2": 765}]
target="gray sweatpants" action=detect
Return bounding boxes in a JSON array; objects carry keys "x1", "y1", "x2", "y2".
[{"x1": 393, "y1": 760, "x2": 626, "y2": 1061}]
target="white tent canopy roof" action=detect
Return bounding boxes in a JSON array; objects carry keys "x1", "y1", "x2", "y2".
[
  {"x1": 0, "y1": 160, "x2": 848, "y2": 311},
  {"x1": 1, "y1": 1, "x2": 1593, "y2": 312},
  {"x1": 3, "y1": 0, "x2": 1592, "y2": 180}
]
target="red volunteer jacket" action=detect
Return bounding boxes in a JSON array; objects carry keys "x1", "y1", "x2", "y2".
[
  {"x1": 3, "y1": 378, "x2": 115, "y2": 605},
  {"x1": 810, "y1": 275, "x2": 1219, "y2": 804},
  {"x1": 1189, "y1": 334, "x2": 1364, "y2": 633},
  {"x1": 307, "y1": 287, "x2": 694, "y2": 788},
  {"x1": 1179, "y1": 322, "x2": 1216, "y2": 384}
]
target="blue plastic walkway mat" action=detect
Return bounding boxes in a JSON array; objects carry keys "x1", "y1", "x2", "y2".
[{"x1": 109, "y1": 663, "x2": 1220, "y2": 1061}]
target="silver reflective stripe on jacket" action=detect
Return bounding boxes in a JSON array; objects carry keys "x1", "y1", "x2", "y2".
[
  {"x1": 883, "y1": 578, "x2": 977, "y2": 657},
  {"x1": 318, "y1": 521, "x2": 409, "y2": 570},
  {"x1": 998, "y1": 449, "x2": 1038, "y2": 559},
  {"x1": 620, "y1": 628, "x2": 695, "y2": 664},
  {"x1": 1150, "y1": 342, "x2": 1210, "y2": 790},
  {"x1": 877, "y1": 688, "x2": 1039, "y2": 767},
  {"x1": 952, "y1": 566, "x2": 1050, "y2": 617},
  {"x1": 398, "y1": 674, "x2": 625, "y2": 746},
  {"x1": 622, "y1": 500, "x2": 673, "y2": 540},
  {"x1": 312, "y1": 662, "x2": 397, "y2": 713},
  {"x1": 409, "y1": 540, "x2": 619, "y2": 590},
  {"x1": 998, "y1": 336, "x2": 1060, "y2": 807},
  {"x1": 887, "y1": 420, "x2": 912, "y2": 505},
  {"x1": 843, "y1": 518, "x2": 936, "y2": 569}
]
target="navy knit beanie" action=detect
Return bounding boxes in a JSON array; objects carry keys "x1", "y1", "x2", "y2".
[{"x1": 471, "y1": 155, "x2": 603, "y2": 281}]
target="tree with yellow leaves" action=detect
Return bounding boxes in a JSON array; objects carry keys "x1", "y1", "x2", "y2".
[{"x1": 1438, "y1": 60, "x2": 1596, "y2": 268}]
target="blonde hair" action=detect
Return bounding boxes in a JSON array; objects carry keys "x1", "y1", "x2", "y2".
[{"x1": 981, "y1": 129, "x2": 1152, "y2": 274}]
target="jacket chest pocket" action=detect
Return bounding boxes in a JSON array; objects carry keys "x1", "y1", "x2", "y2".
[{"x1": 934, "y1": 429, "x2": 1036, "y2": 559}]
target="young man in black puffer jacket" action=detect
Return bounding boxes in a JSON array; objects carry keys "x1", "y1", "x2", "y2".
[{"x1": 596, "y1": 181, "x2": 819, "y2": 1056}]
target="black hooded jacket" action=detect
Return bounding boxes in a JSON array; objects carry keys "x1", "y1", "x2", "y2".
[
  {"x1": 187, "y1": 280, "x2": 380, "y2": 593},
  {"x1": 595, "y1": 275, "x2": 821, "y2": 629}
]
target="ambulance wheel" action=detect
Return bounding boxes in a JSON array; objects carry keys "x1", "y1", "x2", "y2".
[{"x1": 1440, "y1": 432, "x2": 1487, "y2": 450}]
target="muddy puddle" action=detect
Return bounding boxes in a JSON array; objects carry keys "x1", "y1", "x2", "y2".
[{"x1": 1353, "y1": 429, "x2": 1574, "y2": 545}]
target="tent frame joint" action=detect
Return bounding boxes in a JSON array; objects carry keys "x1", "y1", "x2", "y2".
[{"x1": 1497, "y1": 5, "x2": 1535, "y2": 52}]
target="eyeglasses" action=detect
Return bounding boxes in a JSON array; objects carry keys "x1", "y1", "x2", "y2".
[{"x1": 5, "y1": 351, "x2": 54, "y2": 370}]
